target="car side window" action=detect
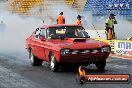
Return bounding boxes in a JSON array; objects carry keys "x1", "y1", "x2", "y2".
[
  {"x1": 35, "y1": 28, "x2": 41, "y2": 39},
  {"x1": 40, "y1": 28, "x2": 46, "y2": 38},
  {"x1": 46, "y1": 28, "x2": 50, "y2": 39}
]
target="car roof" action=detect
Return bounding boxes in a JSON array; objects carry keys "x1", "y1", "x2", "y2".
[{"x1": 40, "y1": 24, "x2": 82, "y2": 28}]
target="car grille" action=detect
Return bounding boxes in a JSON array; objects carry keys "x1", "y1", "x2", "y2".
[{"x1": 70, "y1": 49, "x2": 100, "y2": 54}]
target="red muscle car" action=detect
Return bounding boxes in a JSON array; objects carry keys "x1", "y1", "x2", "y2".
[{"x1": 26, "y1": 24, "x2": 110, "y2": 72}]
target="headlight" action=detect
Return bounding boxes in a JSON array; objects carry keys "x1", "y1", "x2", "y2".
[
  {"x1": 61, "y1": 49, "x2": 70, "y2": 55},
  {"x1": 101, "y1": 47, "x2": 111, "y2": 52}
]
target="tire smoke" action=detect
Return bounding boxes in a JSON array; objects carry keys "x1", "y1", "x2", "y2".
[{"x1": 0, "y1": 10, "x2": 42, "y2": 52}]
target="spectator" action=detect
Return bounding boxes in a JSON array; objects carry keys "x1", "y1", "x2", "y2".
[{"x1": 56, "y1": 12, "x2": 65, "y2": 24}]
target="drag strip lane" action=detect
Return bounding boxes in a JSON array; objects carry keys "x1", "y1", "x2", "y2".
[{"x1": 0, "y1": 51, "x2": 131, "y2": 88}]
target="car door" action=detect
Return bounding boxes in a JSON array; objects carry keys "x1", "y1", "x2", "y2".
[
  {"x1": 32, "y1": 28, "x2": 40, "y2": 57},
  {"x1": 31, "y1": 28, "x2": 40, "y2": 57},
  {"x1": 35, "y1": 28, "x2": 46, "y2": 60}
]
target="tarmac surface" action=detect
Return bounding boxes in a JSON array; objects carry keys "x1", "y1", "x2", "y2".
[{"x1": 0, "y1": 50, "x2": 131, "y2": 88}]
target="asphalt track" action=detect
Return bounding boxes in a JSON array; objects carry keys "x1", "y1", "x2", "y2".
[{"x1": 0, "y1": 50, "x2": 131, "y2": 88}]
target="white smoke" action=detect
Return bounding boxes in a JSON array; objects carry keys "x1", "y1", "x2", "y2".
[
  {"x1": 0, "y1": 2, "x2": 81, "y2": 53},
  {"x1": 86, "y1": 15, "x2": 132, "y2": 40},
  {"x1": 0, "y1": 10, "x2": 42, "y2": 52},
  {"x1": 43, "y1": 1, "x2": 79, "y2": 24},
  {"x1": 114, "y1": 19, "x2": 132, "y2": 39},
  {"x1": 0, "y1": 1, "x2": 131, "y2": 54},
  {"x1": 0, "y1": 2, "x2": 94, "y2": 53}
]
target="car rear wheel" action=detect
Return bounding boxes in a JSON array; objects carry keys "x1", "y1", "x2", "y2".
[
  {"x1": 50, "y1": 52, "x2": 59, "y2": 72},
  {"x1": 29, "y1": 50, "x2": 43, "y2": 66},
  {"x1": 95, "y1": 60, "x2": 106, "y2": 70}
]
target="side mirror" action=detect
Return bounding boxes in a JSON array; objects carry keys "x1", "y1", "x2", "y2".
[{"x1": 39, "y1": 36, "x2": 45, "y2": 41}]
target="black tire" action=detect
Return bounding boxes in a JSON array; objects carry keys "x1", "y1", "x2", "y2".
[
  {"x1": 95, "y1": 60, "x2": 106, "y2": 70},
  {"x1": 50, "y1": 52, "x2": 59, "y2": 72},
  {"x1": 29, "y1": 50, "x2": 43, "y2": 66}
]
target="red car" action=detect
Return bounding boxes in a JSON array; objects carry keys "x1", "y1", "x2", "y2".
[{"x1": 26, "y1": 24, "x2": 110, "y2": 72}]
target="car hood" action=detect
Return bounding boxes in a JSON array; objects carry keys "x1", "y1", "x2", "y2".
[{"x1": 47, "y1": 38, "x2": 109, "y2": 49}]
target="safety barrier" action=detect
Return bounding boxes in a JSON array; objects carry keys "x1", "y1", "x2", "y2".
[
  {"x1": 95, "y1": 38, "x2": 110, "y2": 45},
  {"x1": 113, "y1": 40, "x2": 132, "y2": 57},
  {"x1": 110, "y1": 40, "x2": 115, "y2": 53},
  {"x1": 96, "y1": 39, "x2": 132, "y2": 57}
]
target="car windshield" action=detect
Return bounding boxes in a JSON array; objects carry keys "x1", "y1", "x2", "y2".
[{"x1": 47, "y1": 26, "x2": 89, "y2": 39}]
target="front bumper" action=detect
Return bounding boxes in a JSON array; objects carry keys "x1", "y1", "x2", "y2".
[{"x1": 60, "y1": 52, "x2": 110, "y2": 63}]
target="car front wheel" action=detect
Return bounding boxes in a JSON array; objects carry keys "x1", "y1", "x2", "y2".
[
  {"x1": 50, "y1": 52, "x2": 59, "y2": 72},
  {"x1": 29, "y1": 50, "x2": 43, "y2": 66}
]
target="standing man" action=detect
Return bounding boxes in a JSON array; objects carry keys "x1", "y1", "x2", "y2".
[
  {"x1": 75, "y1": 15, "x2": 82, "y2": 26},
  {"x1": 56, "y1": 12, "x2": 65, "y2": 24},
  {"x1": 105, "y1": 14, "x2": 117, "y2": 39}
]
